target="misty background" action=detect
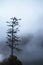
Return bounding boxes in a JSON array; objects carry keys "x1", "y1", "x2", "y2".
[{"x1": 0, "y1": 0, "x2": 43, "y2": 64}]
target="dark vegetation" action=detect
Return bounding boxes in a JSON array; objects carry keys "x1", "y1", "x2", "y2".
[
  {"x1": 0, "y1": 55, "x2": 22, "y2": 65},
  {"x1": 6, "y1": 17, "x2": 21, "y2": 56},
  {"x1": 0, "y1": 17, "x2": 22, "y2": 65}
]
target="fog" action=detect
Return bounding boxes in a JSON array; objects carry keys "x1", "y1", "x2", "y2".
[
  {"x1": 0, "y1": 31, "x2": 43, "y2": 63},
  {"x1": 0, "y1": 0, "x2": 43, "y2": 65}
]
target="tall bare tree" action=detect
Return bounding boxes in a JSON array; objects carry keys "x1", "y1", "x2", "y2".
[{"x1": 6, "y1": 17, "x2": 21, "y2": 56}]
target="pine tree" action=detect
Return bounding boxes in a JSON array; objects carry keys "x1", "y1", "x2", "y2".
[{"x1": 6, "y1": 17, "x2": 21, "y2": 56}]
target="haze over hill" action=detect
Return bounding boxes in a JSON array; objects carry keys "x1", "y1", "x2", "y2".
[{"x1": 0, "y1": 31, "x2": 43, "y2": 64}]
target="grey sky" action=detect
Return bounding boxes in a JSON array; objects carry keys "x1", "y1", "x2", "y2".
[{"x1": 0, "y1": 0, "x2": 43, "y2": 34}]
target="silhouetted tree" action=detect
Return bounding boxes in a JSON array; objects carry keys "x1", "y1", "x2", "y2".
[{"x1": 6, "y1": 17, "x2": 21, "y2": 56}]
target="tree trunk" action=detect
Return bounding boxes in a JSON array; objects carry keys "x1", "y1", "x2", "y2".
[{"x1": 11, "y1": 24, "x2": 13, "y2": 56}]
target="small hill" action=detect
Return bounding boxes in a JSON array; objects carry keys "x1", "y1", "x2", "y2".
[{"x1": 0, "y1": 55, "x2": 22, "y2": 65}]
